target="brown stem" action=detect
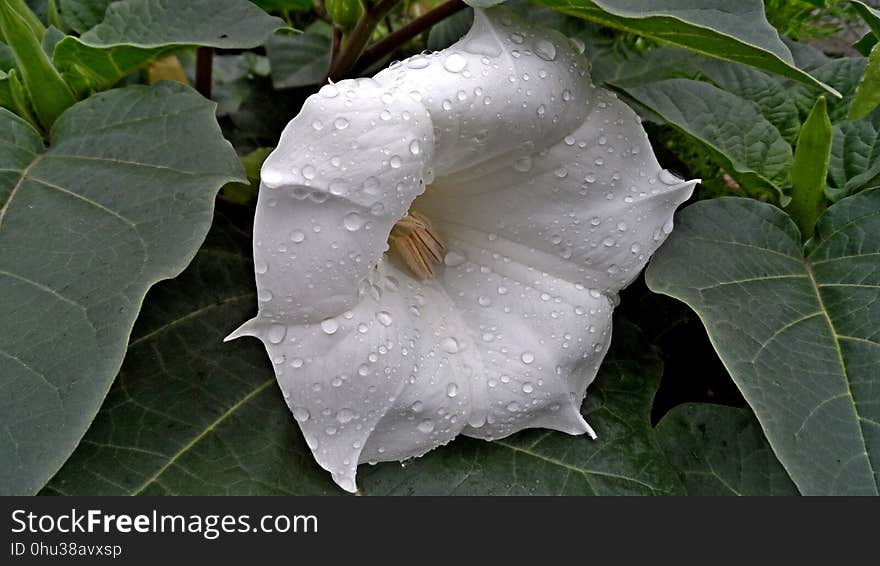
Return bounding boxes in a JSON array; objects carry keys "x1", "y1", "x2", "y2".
[
  {"x1": 195, "y1": 47, "x2": 214, "y2": 98},
  {"x1": 330, "y1": 25, "x2": 343, "y2": 68},
  {"x1": 355, "y1": 0, "x2": 467, "y2": 75},
  {"x1": 327, "y1": 0, "x2": 400, "y2": 82}
]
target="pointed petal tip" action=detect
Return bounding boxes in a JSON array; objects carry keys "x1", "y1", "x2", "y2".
[{"x1": 224, "y1": 319, "x2": 259, "y2": 342}]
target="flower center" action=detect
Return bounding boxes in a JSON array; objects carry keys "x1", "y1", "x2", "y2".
[{"x1": 389, "y1": 211, "x2": 446, "y2": 279}]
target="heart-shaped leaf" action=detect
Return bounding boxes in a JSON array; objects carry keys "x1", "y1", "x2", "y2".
[
  {"x1": 44, "y1": 215, "x2": 338, "y2": 496},
  {"x1": 53, "y1": 0, "x2": 285, "y2": 94},
  {"x1": 646, "y1": 190, "x2": 880, "y2": 495},
  {"x1": 530, "y1": 0, "x2": 837, "y2": 95},
  {"x1": 0, "y1": 81, "x2": 245, "y2": 495},
  {"x1": 828, "y1": 109, "x2": 880, "y2": 199},
  {"x1": 624, "y1": 78, "x2": 792, "y2": 199},
  {"x1": 265, "y1": 28, "x2": 331, "y2": 90},
  {"x1": 656, "y1": 403, "x2": 799, "y2": 495}
]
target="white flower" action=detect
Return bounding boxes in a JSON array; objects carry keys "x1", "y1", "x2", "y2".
[{"x1": 227, "y1": 7, "x2": 696, "y2": 492}]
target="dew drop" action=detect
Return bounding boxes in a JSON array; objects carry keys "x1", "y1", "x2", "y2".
[
  {"x1": 321, "y1": 318, "x2": 339, "y2": 334},
  {"x1": 417, "y1": 419, "x2": 435, "y2": 433},
  {"x1": 336, "y1": 409, "x2": 355, "y2": 424},
  {"x1": 441, "y1": 337, "x2": 460, "y2": 353},
  {"x1": 521, "y1": 351, "x2": 535, "y2": 364},
  {"x1": 389, "y1": 155, "x2": 402, "y2": 169},
  {"x1": 522, "y1": 382, "x2": 534, "y2": 394},
  {"x1": 293, "y1": 407, "x2": 310, "y2": 422},
  {"x1": 334, "y1": 117, "x2": 349, "y2": 130},
  {"x1": 443, "y1": 52, "x2": 467, "y2": 73},
  {"x1": 376, "y1": 311, "x2": 393, "y2": 326},
  {"x1": 409, "y1": 140, "x2": 421, "y2": 155},
  {"x1": 267, "y1": 324, "x2": 286, "y2": 344},
  {"x1": 446, "y1": 383, "x2": 459, "y2": 398},
  {"x1": 535, "y1": 39, "x2": 557, "y2": 61},
  {"x1": 290, "y1": 230, "x2": 306, "y2": 243},
  {"x1": 343, "y1": 212, "x2": 364, "y2": 231},
  {"x1": 444, "y1": 250, "x2": 466, "y2": 267}
]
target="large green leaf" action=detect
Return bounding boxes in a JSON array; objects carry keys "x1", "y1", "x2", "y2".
[
  {"x1": 530, "y1": 0, "x2": 837, "y2": 95},
  {"x1": 646, "y1": 190, "x2": 880, "y2": 495},
  {"x1": 53, "y1": 0, "x2": 285, "y2": 94},
  {"x1": 624, "y1": 78, "x2": 792, "y2": 198},
  {"x1": 44, "y1": 215, "x2": 337, "y2": 496},
  {"x1": 265, "y1": 29, "x2": 331, "y2": 90},
  {"x1": 790, "y1": 58, "x2": 867, "y2": 124},
  {"x1": 656, "y1": 403, "x2": 798, "y2": 495},
  {"x1": 358, "y1": 322, "x2": 683, "y2": 495},
  {"x1": 828, "y1": 108, "x2": 880, "y2": 199},
  {"x1": 699, "y1": 60, "x2": 801, "y2": 142},
  {"x1": 0, "y1": 82, "x2": 245, "y2": 495},
  {"x1": 58, "y1": 0, "x2": 114, "y2": 34}
]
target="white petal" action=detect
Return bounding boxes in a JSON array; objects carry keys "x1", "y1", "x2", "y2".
[
  {"x1": 437, "y1": 242, "x2": 611, "y2": 440},
  {"x1": 253, "y1": 262, "x2": 479, "y2": 492},
  {"x1": 419, "y1": 85, "x2": 697, "y2": 294},
  {"x1": 251, "y1": 78, "x2": 434, "y2": 325},
  {"x1": 374, "y1": 8, "x2": 596, "y2": 178}
]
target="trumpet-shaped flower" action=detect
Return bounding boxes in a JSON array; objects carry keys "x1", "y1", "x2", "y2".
[{"x1": 227, "y1": 7, "x2": 697, "y2": 492}]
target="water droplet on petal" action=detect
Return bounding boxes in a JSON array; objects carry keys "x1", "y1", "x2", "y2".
[
  {"x1": 336, "y1": 409, "x2": 355, "y2": 424},
  {"x1": 443, "y1": 52, "x2": 467, "y2": 73},
  {"x1": 334, "y1": 117, "x2": 349, "y2": 130},
  {"x1": 376, "y1": 311, "x2": 393, "y2": 326},
  {"x1": 293, "y1": 407, "x2": 310, "y2": 422},
  {"x1": 521, "y1": 351, "x2": 535, "y2": 364},
  {"x1": 417, "y1": 419, "x2": 435, "y2": 433},
  {"x1": 290, "y1": 230, "x2": 306, "y2": 243},
  {"x1": 535, "y1": 39, "x2": 557, "y2": 61},
  {"x1": 441, "y1": 337, "x2": 459, "y2": 353},
  {"x1": 446, "y1": 383, "x2": 459, "y2": 398},
  {"x1": 343, "y1": 212, "x2": 364, "y2": 231},
  {"x1": 444, "y1": 250, "x2": 466, "y2": 267},
  {"x1": 409, "y1": 140, "x2": 421, "y2": 155},
  {"x1": 321, "y1": 318, "x2": 339, "y2": 334},
  {"x1": 267, "y1": 324, "x2": 286, "y2": 344}
]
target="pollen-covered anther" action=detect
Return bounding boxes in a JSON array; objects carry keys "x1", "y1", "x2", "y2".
[{"x1": 389, "y1": 211, "x2": 446, "y2": 279}]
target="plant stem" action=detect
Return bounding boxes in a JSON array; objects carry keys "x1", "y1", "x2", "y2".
[
  {"x1": 196, "y1": 47, "x2": 214, "y2": 99},
  {"x1": 327, "y1": 0, "x2": 400, "y2": 81},
  {"x1": 331, "y1": 26, "x2": 343, "y2": 69},
  {"x1": 355, "y1": 0, "x2": 467, "y2": 75}
]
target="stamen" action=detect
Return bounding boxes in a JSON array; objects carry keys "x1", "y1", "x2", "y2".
[{"x1": 389, "y1": 212, "x2": 446, "y2": 279}]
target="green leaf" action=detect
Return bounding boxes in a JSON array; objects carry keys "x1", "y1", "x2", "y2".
[
  {"x1": 0, "y1": 1, "x2": 75, "y2": 128},
  {"x1": 828, "y1": 109, "x2": 880, "y2": 199},
  {"x1": 699, "y1": 60, "x2": 801, "y2": 142},
  {"x1": 624, "y1": 78, "x2": 792, "y2": 199},
  {"x1": 646, "y1": 190, "x2": 880, "y2": 495},
  {"x1": 787, "y1": 96, "x2": 832, "y2": 240},
  {"x1": 53, "y1": 0, "x2": 286, "y2": 94},
  {"x1": 358, "y1": 322, "x2": 683, "y2": 495},
  {"x1": 44, "y1": 214, "x2": 338, "y2": 496},
  {"x1": 427, "y1": 7, "x2": 474, "y2": 52},
  {"x1": 0, "y1": 82, "x2": 245, "y2": 495},
  {"x1": 529, "y1": 0, "x2": 839, "y2": 95},
  {"x1": 5, "y1": 0, "x2": 46, "y2": 41},
  {"x1": 58, "y1": 0, "x2": 114, "y2": 34},
  {"x1": 266, "y1": 30, "x2": 331, "y2": 90},
  {"x1": 850, "y1": 43, "x2": 880, "y2": 120},
  {"x1": 656, "y1": 403, "x2": 799, "y2": 495},
  {"x1": 851, "y1": 1, "x2": 880, "y2": 39},
  {"x1": 790, "y1": 58, "x2": 867, "y2": 123}
]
